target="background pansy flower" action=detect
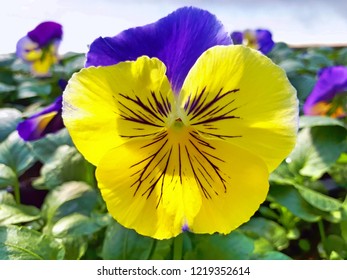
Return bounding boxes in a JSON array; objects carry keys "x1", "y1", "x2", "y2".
[
  {"x1": 16, "y1": 21, "x2": 63, "y2": 76},
  {"x1": 17, "y1": 80, "x2": 67, "y2": 141},
  {"x1": 231, "y1": 29, "x2": 275, "y2": 54},
  {"x1": 62, "y1": 7, "x2": 298, "y2": 239},
  {"x1": 303, "y1": 66, "x2": 347, "y2": 118}
]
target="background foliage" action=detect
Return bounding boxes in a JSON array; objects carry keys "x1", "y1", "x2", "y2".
[{"x1": 0, "y1": 44, "x2": 346, "y2": 260}]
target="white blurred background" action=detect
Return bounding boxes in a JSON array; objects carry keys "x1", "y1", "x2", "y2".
[{"x1": 1, "y1": 0, "x2": 347, "y2": 54}]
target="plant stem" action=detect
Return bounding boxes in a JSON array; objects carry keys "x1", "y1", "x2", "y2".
[
  {"x1": 13, "y1": 177, "x2": 21, "y2": 204},
  {"x1": 318, "y1": 220, "x2": 326, "y2": 243},
  {"x1": 173, "y1": 234, "x2": 183, "y2": 260}
]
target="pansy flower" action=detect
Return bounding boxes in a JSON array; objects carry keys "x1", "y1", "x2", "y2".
[
  {"x1": 231, "y1": 29, "x2": 275, "y2": 55},
  {"x1": 17, "y1": 80, "x2": 66, "y2": 141},
  {"x1": 62, "y1": 7, "x2": 298, "y2": 239},
  {"x1": 303, "y1": 66, "x2": 347, "y2": 118},
  {"x1": 16, "y1": 21, "x2": 63, "y2": 76}
]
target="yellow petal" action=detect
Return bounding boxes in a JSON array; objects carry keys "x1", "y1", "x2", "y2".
[
  {"x1": 96, "y1": 125, "x2": 269, "y2": 239},
  {"x1": 189, "y1": 138, "x2": 269, "y2": 234},
  {"x1": 62, "y1": 56, "x2": 174, "y2": 165},
  {"x1": 180, "y1": 45, "x2": 298, "y2": 172}
]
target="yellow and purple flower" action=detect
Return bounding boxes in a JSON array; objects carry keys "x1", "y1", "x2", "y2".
[
  {"x1": 231, "y1": 29, "x2": 275, "y2": 54},
  {"x1": 16, "y1": 21, "x2": 63, "y2": 76},
  {"x1": 62, "y1": 7, "x2": 298, "y2": 239},
  {"x1": 304, "y1": 66, "x2": 347, "y2": 118},
  {"x1": 17, "y1": 80, "x2": 66, "y2": 141}
]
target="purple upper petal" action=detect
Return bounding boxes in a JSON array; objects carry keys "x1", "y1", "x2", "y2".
[
  {"x1": 230, "y1": 31, "x2": 243, "y2": 45},
  {"x1": 303, "y1": 66, "x2": 347, "y2": 114},
  {"x1": 17, "y1": 96, "x2": 64, "y2": 141},
  {"x1": 255, "y1": 29, "x2": 275, "y2": 55},
  {"x1": 27, "y1": 21, "x2": 63, "y2": 47},
  {"x1": 86, "y1": 7, "x2": 231, "y2": 92}
]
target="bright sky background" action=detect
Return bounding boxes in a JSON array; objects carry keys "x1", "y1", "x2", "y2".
[{"x1": 1, "y1": 0, "x2": 347, "y2": 54}]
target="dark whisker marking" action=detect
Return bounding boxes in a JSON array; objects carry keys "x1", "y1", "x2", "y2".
[
  {"x1": 192, "y1": 115, "x2": 239, "y2": 126},
  {"x1": 159, "y1": 91, "x2": 171, "y2": 116},
  {"x1": 188, "y1": 139, "x2": 227, "y2": 193},
  {"x1": 194, "y1": 100, "x2": 237, "y2": 122},
  {"x1": 119, "y1": 132, "x2": 159, "y2": 139},
  {"x1": 151, "y1": 91, "x2": 170, "y2": 117},
  {"x1": 188, "y1": 88, "x2": 239, "y2": 121},
  {"x1": 156, "y1": 147, "x2": 173, "y2": 208},
  {"x1": 189, "y1": 131, "x2": 215, "y2": 149},
  {"x1": 131, "y1": 138, "x2": 168, "y2": 196},
  {"x1": 118, "y1": 100, "x2": 163, "y2": 128},
  {"x1": 184, "y1": 94, "x2": 191, "y2": 111},
  {"x1": 119, "y1": 92, "x2": 165, "y2": 124},
  {"x1": 196, "y1": 166, "x2": 219, "y2": 196},
  {"x1": 185, "y1": 145, "x2": 212, "y2": 199},
  {"x1": 178, "y1": 143, "x2": 182, "y2": 185},
  {"x1": 199, "y1": 130, "x2": 243, "y2": 140},
  {"x1": 187, "y1": 87, "x2": 207, "y2": 116},
  {"x1": 140, "y1": 131, "x2": 167, "y2": 148}
]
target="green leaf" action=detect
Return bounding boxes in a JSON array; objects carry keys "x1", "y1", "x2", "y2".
[
  {"x1": 0, "y1": 54, "x2": 16, "y2": 67},
  {"x1": 101, "y1": 220, "x2": 155, "y2": 260},
  {"x1": 322, "y1": 235, "x2": 347, "y2": 259},
  {"x1": 336, "y1": 47, "x2": 347, "y2": 65},
  {"x1": 184, "y1": 231, "x2": 254, "y2": 260},
  {"x1": 241, "y1": 217, "x2": 289, "y2": 250},
  {"x1": 0, "y1": 225, "x2": 65, "y2": 259},
  {"x1": 0, "y1": 82, "x2": 16, "y2": 94},
  {"x1": 17, "y1": 81, "x2": 51, "y2": 99},
  {"x1": 59, "y1": 52, "x2": 85, "y2": 74},
  {"x1": 299, "y1": 115, "x2": 346, "y2": 128},
  {"x1": 0, "y1": 164, "x2": 16, "y2": 189},
  {"x1": 0, "y1": 191, "x2": 16, "y2": 204},
  {"x1": 278, "y1": 59, "x2": 305, "y2": 75},
  {"x1": 149, "y1": 239, "x2": 174, "y2": 260},
  {"x1": 287, "y1": 126, "x2": 347, "y2": 179},
  {"x1": 59, "y1": 236, "x2": 88, "y2": 260},
  {"x1": 341, "y1": 220, "x2": 347, "y2": 243},
  {"x1": 301, "y1": 52, "x2": 333, "y2": 71},
  {"x1": 34, "y1": 145, "x2": 92, "y2": 190},
  {"x1": 252, "y1": 251, "x2": 292, "y2": 260},
  {"x1": 41, "y1": 181, "x2": 98, "y2": 233},
  {"x1": 0, "y1": 131, "x2": 36, "y2": 175},
  {"x1": 289, "y1": 75, "x2": 316, "y2": 103},
  {"x1": 52, "y1": 213, "x2": 105, "y2": 238},
  {"x1": 294, "y1": 184, "x2": 342, "y2": 212},
  {"x1": 28, "y1": 128, "x2": 73, "y2": 164},
  {"x1": 269, "y1": 184, "x2": 322, "y2": 222},
  {"x1": 0, "y1": 108, "x2": 22, "y2": 142},
  {"x1": 0, "y1": 203, "x2": 40, "y2": 225}
]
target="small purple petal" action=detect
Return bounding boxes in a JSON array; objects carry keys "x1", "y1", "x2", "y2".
[
  {"x1": 27, "y1": 21, "x2": 63, "y2": 47},
  {"x1": 182, "y1": 223, "x2": 189, "y2": 232},
  {"x1": 230, "y1": 31, "x2": 243, "y2": 45},
  {"x1": 255, "y1": 29, "x2": 275, "y2": 54},
  {"x1": 58, "y1": 79, "x2": 68, "y2": 91},
  {"x1": 17, "y1": 96, "x2": 64, "y2": 141},
  {"x1": 86, "y1": 7, "x2": 231, "y2": 92},
  {"x1": 303, "y1": 66, "x2": 347, "y2": 115}
]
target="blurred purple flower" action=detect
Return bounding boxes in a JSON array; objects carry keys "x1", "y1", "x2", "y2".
[
  {"x1": 16, "y1": 21, "x2": 63, "y2": 76},
  {"x1": 231, "y1": 29, "x2": 274, "y2": 54},
  {"x1": 303, "y1": 66, "x2": 347, "y2": 118},
  {"x1": 17, "y1": 80, "x2": 67, "y2": 141}
]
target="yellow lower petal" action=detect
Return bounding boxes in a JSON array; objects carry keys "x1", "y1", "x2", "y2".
[
  {"x1": 96, "y1": 124, "x2": 269, "y2": 239},
  {"x1": 96, "y1": 132, "x2": 202, "y2": 239}
]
